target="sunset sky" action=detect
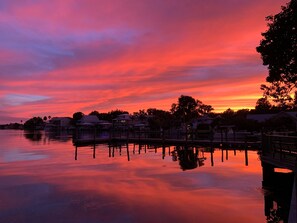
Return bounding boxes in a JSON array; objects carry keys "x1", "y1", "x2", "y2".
[{"x1": 0, "y1": 0, "x2": 289, "y2": 123}]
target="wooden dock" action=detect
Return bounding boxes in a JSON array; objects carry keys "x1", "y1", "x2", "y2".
[
  {"x1": 73, "y1": 128, "x2": 263, "y2": 147},
  {"x1": 262, "y1": 134, "x2": 297, "y2": 171},
  {"x1": 261, "y1": 134, "x2": 297, "y2": 223},
  {"x1": 73, "y1": 132, "x2": 297, "y2": 222},
  {"x1": 73, "y1": 135, "x2": 261, "y2": 149}
]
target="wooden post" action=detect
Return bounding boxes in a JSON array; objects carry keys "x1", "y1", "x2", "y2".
[
  {"x1": 75, "y1": 146, "x2": 78, "y2": 160},
  {"x1": 245, "y1": 147, "x2": 248, "y2": 166},
  {"x1": 262, "y1": 162, "x2": 275, "y2": 188},
  {"x1": 93, "y1": 144, "x2": 96, "y2": 159},
  {"x1": 126, "y1": 143, "x2": 130, "y2": 161},
  {"x1": 226, "y1": 149, "x2": 228, "y2": 161},
  {"x1": 211, "y1": 149, "x2": 214, "y2": 167}
]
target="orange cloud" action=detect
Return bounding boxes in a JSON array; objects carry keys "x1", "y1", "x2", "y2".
[{"x1": 0, "y1": 0, "x2": 289, "y2": 123}]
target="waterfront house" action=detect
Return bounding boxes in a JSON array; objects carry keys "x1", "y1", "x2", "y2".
[
  {"x1": 247, "y1": 112, "x2": 297, "y2": 132},
  {"x1": 112, "y1": 114, "x2": 132, "y2": 129},
  {"x1": 246, "y1": 114, "x2": 276, "y2": 123},
  {"x1": 269, "y1": 111, "x2": 297, "y2": 132},
  {"x1": 77, "y1": 115, "x2": 112, "y2": 129},
  {"x1": 78, "y1": 115, "x2": 100, "y2": 126},
  {"x1": 45, "y1": 117, "x2": 72, "y2": 130},
  {"x1": 191, "y1": 115, "x2": 214, "y2": 139},
  {"x1": 112, "y1": 113, "x2": 150, "y2": 130},
  {"x1": 192, "y1": 115, "x2": 214, "y2": 130}
]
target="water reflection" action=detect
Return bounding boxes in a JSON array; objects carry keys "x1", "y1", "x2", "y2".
[
  {"x1": 1, "y1": 130, "x2": 294, "y2": 223},
  {"x1": 171, "y1": 146, "x2": 205, "y2": 170},
  {"x1": 24, "y1": 130, "x2": 251, "y2": 170},
  {"x1": 24, "y1": 130, "x2": 73, "y2": 143},
  {"x1": 74, "y1": 142, "x2": 252, "y2": 171},
  {"x1": 264, "y1": 183, "x2": 293, "y2": 223},
  {"x1": 24, "y1": 130, "x2": 43, "y2": 141},
  {"x1": 262, "y1": 163, "x2": 295, "y2": 223}
]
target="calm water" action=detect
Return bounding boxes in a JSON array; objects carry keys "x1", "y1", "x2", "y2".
[{"x1": 0, "y1": 130, "x2": 266, "y2": 223}]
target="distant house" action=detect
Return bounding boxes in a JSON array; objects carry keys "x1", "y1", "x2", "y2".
[
  {"x1": 192, "y1": 116, "x2": 214, "y2": 129},
  {"x1": 45, "y1": 117, "x2": 72, "y2": 130},
  {"x1": 192, "y1": 116, "x2": 214, "y2": 139},
  {"x1": 270, "y1": 112, "x2": 297, "y2": 131},
  {"x1": 77, "y1": 115, "x2": 112, "y2": 129},
  {"x1": 113, "y1": 113, "x2": 149, "y2": 129},
  {"x1": 77, "y1": 115, "x2": 100, "y2": 126},
  {"x1": 277, "y1": 111, "x2": 297, "y2": 121},
  {"x1": 246, "y1": 114, "x2": 276, "y2": 123},
  {"x1": 112, "y1": 114, "x2": 132, "y2": 129},
  {"x1": 247, "y1": 112, "x2": 297, "y2": 131}
]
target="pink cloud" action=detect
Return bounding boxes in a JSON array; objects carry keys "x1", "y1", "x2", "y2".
[{"x1": 0, "y1": 0, "x2": 289, "y2": 123}]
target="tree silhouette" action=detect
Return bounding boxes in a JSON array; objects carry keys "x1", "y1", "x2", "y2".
[
  {"x1": 72, "y1": 112, "x2": 84, "y2": 123},
  {"x1": 256, "y1": 0, "x2": 297, "y2": 108},
  {"x1": 89, "y1": 110, "x2": 100, "y2": 118},
  {"x1": 107, "y1": 110, "x2": 129, "y2": 121},
  {"x1": 255, "y1": 97, "x2": 272, "y2": 113},
  {"x1": 147, "y1": 108, "x2": 173, "y2": 130},
  {"x1": 24, "y1": 117, "x2": 44, "y2": 130},
  {"x1": 171, "y1": 95, "x2": 213, "y2": 123}
]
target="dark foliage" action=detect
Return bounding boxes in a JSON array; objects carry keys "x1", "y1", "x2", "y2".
[
  {"x1": 24, "y1": 131, "x2": 43, "y2": 141},
  {"x1": 171, "y1": 95, "x2": 213, "y2": 123},
  {"x1": 264, "y1": 116, "x2": 296, "y2": 131},
  {"x1": 72, "y1": 112, "x2": 84, "y2": 121},
  {"x1": 23, "y1": 117, "x2": 45, "y2": 130},
  {"x1": 256, "y1": 0, "x2": 297, "y2": 107},
  {"x1": 147, "y1": 108, "x2": 173, "y2": 130},
  {"x1": 219, "y1": 108, "x2": 260, "y2": 131},
  {"x1": 255, "y1": 97, "x2": 272, "y2": 113},
  {"x1": 71, "y1": 112, "x2": 84, "y2": 125},
  {"x1": 89, "y1": 110, "x2": 100, "y2": 118}
]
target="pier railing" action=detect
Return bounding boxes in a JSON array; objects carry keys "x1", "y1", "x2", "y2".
[
  {"x1": 262, "y1": 134, "x2": 297, "y2": 160},
  {"x1": 74, "y1": 127, "x2": 262, "y2": 148},
  {"x1": 108, "y1": 129, "x2": 262, "y2": 142}
]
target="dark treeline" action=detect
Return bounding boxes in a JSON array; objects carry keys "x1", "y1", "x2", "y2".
[
  {"x1": 18, "y1": 94, "x2": 297, "y2": 133},
  {"x1": 22, "y1": 95, "x2": 214, "y2": 131},
  {"x1": 5, "y1": 0, "x2": 297, "y2": 134}
]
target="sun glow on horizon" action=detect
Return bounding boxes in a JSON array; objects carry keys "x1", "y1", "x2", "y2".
[{"x1": 0, "y1": 0, "x2": 288, "y2": 124}]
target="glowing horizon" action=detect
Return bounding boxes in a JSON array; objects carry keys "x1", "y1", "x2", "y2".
[{"x1": 0, "y1": 0, "x2": 289, "y2": 123}]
